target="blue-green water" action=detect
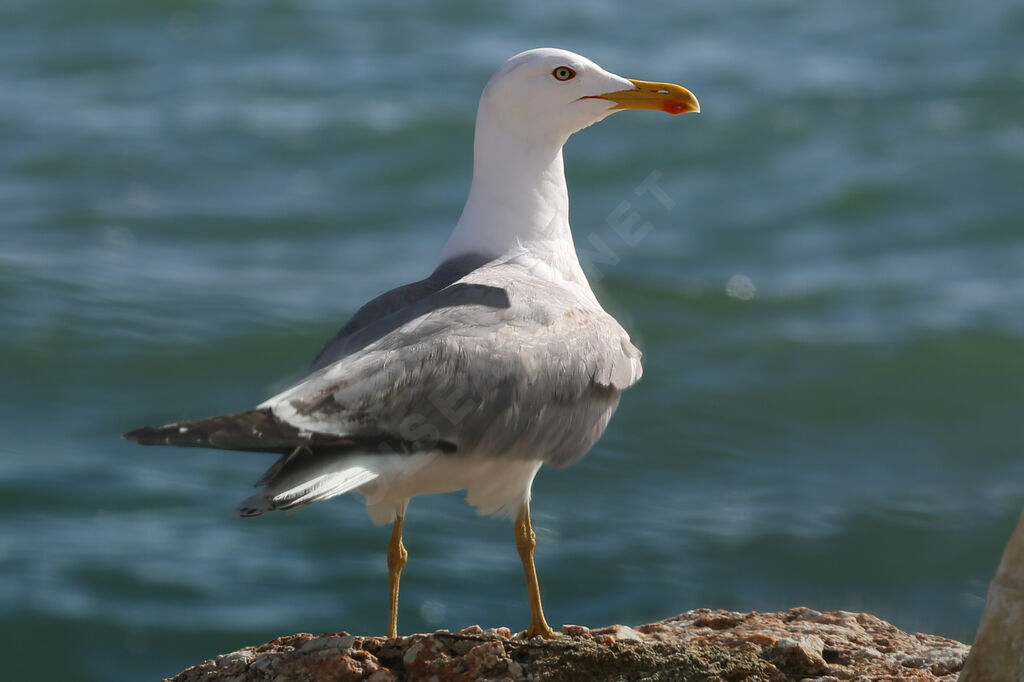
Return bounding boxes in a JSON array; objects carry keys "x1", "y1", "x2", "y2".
[{"x1": 3, "y1": 1, "x2": 1023, "y2": 679}]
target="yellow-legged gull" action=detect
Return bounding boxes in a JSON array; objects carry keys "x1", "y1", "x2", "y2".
[{"x1": 124, "y1": 47, "x2": 699, "y2": 639}]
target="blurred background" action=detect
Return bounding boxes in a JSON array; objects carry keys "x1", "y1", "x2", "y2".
[{"x1": 2, "y1": 0, "x2": 1022, "y2": 679}]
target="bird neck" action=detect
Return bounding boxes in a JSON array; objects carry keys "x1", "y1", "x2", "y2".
[{"x1": 439, "y1": 117, "x2": 587, "y2": 284}]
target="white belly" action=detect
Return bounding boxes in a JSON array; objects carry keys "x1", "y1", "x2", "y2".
[{"x1": 356, "y1": 453, "x2": 543, "y2": 525}]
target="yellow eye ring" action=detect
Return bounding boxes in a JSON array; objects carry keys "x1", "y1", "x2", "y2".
[{"x1": 552, "y1": 66, "x2": 576, "y2": 81}]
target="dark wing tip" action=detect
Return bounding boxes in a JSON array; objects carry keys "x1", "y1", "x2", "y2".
[
  {"x1": 122, "y1": 409, "x2": 457, "y2": 456},
  {"x1": 119, "y1": 409, "x2": 305, "y2": 453},
  {"x1": 122, "y1": 425, "x2": 167, "y2": 444}
]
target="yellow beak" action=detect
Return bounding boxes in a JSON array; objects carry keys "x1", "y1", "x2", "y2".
[{"x1": 584, "y1": 79, "x2": 700, "y2": 115}]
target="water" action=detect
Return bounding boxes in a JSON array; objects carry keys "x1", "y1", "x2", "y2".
[{"x1": 3, "y1": 1, "x2": 1023, "y2": 679}]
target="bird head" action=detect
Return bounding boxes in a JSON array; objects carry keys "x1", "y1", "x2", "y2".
[{"x1": 478, "y1": 47, "x2": 699, "y2": 145}]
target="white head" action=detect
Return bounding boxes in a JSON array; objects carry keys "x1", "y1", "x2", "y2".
[
  {"x1": 477, "y1": 47, "x2": 699, "y2": 146},
  {"x1": 440, "y1": 48, "x2": 699, "y2": 269}
]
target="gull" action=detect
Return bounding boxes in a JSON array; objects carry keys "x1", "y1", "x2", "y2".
[{"x1": 124, "y1": 47, "x2": 698, "y2": 640}]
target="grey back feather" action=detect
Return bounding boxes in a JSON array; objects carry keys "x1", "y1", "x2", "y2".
[{"x1": 307, "y1": 253, "x2": 495, "y2": 372}]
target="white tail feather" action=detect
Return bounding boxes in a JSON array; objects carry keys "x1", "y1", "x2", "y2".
[
  {"x1": 272, "y1": 467, "x2": 378, "y2": 510},
  {"x1": 234, "y1": 464, "x2": 379, "y2": 517}
]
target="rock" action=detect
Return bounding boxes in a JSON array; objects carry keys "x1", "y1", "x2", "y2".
[
  {"x1": 589, "y1": 624, "x2": 644, "y2": 643},
  {"x1": 165, "y1": 608, "x2": 969, "y2": 681},
  {"x1": 960, "y1": 507, "x2": 1024, "y2": 682},
  {"x1": 560, "y1": 624, "x2": 590, "y2": 638},
  {"x1": 762, "y1": 635, "x2": 828, "y2": 675}
]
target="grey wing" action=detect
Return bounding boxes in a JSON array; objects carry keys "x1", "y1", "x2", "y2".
[
  {"x1": 263, "y1": 276, "x2": 642, "y2": 468},
  {"x1": 307, "y1": 253, "x2": 495, "y2": 372}
]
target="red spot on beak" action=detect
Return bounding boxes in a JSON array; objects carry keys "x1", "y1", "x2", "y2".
[{"x1": 661, "y1": 99, "x2": 689, "y2": 115}]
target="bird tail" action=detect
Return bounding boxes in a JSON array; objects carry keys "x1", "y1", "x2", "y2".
[
  {"x1": 123, "y1": 408, "x2": 450, "y2": 517},
  {"x1": 234, "y1": 451, "x2": 381, "y2": 517}
]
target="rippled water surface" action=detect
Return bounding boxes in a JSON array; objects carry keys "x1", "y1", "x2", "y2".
[{"x1": 3, "y1": 1, "x2": 1023, "y2": 679}]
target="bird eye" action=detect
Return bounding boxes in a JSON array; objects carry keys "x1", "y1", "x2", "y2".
[{"x1": 552, "y1": 66, "x2": 576, "y2": 82}]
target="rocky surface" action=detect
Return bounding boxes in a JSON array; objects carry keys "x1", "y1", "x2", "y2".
[
  {"x1": 167, "y1": 607, "x2": 969, "y2": 681},
  {"x1": 960, "y1": 507, "x2": 1024, "y2": 681}
]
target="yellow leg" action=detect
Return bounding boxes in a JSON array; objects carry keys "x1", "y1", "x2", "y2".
[
  {"x1": 515, "y1": 505, "x2": 558, "y2": 639},
  {"x1": 387, "y1": 513, "x2": 408, "y2": 638}
]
